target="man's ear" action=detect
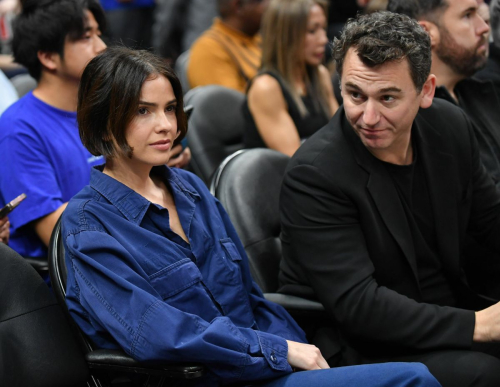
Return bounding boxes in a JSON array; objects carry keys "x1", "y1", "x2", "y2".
[
  {"x1": 419, "y1": 74, "x2": 436, "y2": 109},
  {"x1": 37, "y1": 50, "x2": 60, "y2": 72},
  {"x1": 418, "y1": 20, "x2": 440, "y2": 48}
]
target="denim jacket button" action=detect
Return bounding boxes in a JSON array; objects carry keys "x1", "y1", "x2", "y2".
[{"x1": 270, "y1": 352, "x2": 277, "y2": 363}]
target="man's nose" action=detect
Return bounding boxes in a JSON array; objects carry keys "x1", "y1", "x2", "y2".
[
  {"x1": 476, "y1": 13, "x2": 490, "y2": 37},
  {"x1": 362, "y1": 100, "x2": 380, "y2": 127}
]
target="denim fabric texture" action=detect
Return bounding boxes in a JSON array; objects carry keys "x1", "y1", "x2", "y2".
[{"x1": 62, "y1": 166, "x2": 305, "y2": 385}]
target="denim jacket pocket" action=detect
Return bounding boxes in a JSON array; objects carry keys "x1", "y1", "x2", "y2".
[
  {"x1": 149, "y1": 258, "x2": 202, "y2": 299},
  {"x1": 220, "y1": 238, "x2": 243, "y2": 262}
]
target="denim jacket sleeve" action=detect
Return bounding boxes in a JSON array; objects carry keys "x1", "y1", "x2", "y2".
[
  {"x1": 65, "y1": 227, "x2": 295, "y2": 384},
  {"x1": 215, "y1": 199, "x2": 308, "y2": 345}
]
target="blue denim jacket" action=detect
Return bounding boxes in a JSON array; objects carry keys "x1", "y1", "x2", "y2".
[{"x1": 62, "y1": 166, "x2": 306, "y2": 385}]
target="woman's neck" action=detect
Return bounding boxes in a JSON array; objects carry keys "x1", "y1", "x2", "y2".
[
  {"x1": 293, "y1": 66, "x2": 308, "y2": 95},
  {"x1": 103, "y1": 159, "x2": 158, "y2": 200}
]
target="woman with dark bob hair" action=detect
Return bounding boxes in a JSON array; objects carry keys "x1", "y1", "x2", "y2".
[{"x1": 62, "y1": 46, "x2": 440, "y2": 387}]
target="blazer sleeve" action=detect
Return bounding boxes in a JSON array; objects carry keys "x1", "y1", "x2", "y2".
[{"x1": 280, "y1": 162, "x2": 475, "y2": 352}]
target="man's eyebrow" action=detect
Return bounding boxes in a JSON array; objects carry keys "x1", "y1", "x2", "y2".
[
  {"x1": 379, "y1": 87, "x2": 402, "y2": 93},
  {"x1": 463, "y1": 6, "x2": 477, "y2": 15},
  {"x1": 344, "y1": 82, "x2": 362, "y2": 91},
  {"x1": 344, "y1": 83, "x2": 402, "y2": 94}
]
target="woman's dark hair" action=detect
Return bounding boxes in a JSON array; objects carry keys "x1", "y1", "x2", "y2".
[
  {"x1": 78, "y1": 46, "x2": 188, "y2": 158},
  {"x1": 13, "y1": 0, "x2": 106, "y2": 81},
  {"x1": 332, "y1": 11, "x2": 432, "y2": 92}
]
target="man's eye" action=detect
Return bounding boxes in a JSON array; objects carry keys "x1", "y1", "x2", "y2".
[
  {"x1": 382, "y1": 95, "x2": 395, "y2": 102},
  {"x1": 351, "y1": 92, "x2": 361, "y2": 100}
]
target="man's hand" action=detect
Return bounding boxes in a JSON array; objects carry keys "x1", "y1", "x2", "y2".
[
  {"x1": 0, "y1": 216, "x2": 10, "y2": 244},
  {"x1": 167, "y1": 145, "x2": 191, "y2": 169},
  {"x1": 474, "y1": 301, "x2": 500, "y2": 342},
  {"x1": 286, "y1": 341, "x2": 330, "y2": 371}
]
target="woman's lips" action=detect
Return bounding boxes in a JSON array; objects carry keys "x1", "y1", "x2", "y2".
[{"x1": 150, "y1": 139, "x2": 171, "y2": 151}]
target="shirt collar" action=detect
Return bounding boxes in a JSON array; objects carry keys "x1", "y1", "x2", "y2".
[{"x1": 90, "y1": 165, "x2": 200, "y2": 224}]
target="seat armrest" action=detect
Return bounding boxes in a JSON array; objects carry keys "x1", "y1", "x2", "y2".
[
  {"x1": 86, "y1": 349, "x2": 205, "y2": 379},
  {"x1": 23, "y1": 257, "x2": 49, "y2": 275}
]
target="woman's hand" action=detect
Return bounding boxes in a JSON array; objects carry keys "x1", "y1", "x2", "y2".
[
  {"x1": 167, "y1": 146, "x2": 191, "y2": 169},
  {"x1": 0, "y1": 216, "x2": 10, "y2": 244},
  {"x1": 286, "y1": 340, "x2": 330, "y2": 371}
]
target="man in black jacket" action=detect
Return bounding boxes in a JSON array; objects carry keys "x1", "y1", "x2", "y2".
[{"x1": 280, "y1": 11, "x2": 500, "y2": 387}]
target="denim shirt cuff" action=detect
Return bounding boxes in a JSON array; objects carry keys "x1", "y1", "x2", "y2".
[{"x1": 254, "y1": 330, "x2": 291, "y2": 371}]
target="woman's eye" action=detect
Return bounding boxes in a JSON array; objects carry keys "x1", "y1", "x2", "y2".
[
  {"x1": 138, "y1": 107, "x2": 148, "y2": 115},
  {"x1": 166, "y1": 105, "x2": 176, "y2": 112}
]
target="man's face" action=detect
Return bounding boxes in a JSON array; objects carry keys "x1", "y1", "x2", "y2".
[
  {"x1": 434, "y1": 0, "x2": 490, "y2": 77},
  {"x1": 240, "y1": 0, "x2": 270, "y2": 36},
  {"x1": 57, "y1": 10, "x2": 106, "y2": 82},
  {"x1": 341, "y1": 48, "x2": 433, "y2": 161}
]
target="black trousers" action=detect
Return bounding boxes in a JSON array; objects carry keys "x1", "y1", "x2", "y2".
[{"x1": 362, "y1": 342, "x2": 500, "y2": 387}]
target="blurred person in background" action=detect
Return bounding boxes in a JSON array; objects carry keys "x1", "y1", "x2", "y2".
[
  {"x1": 153, "y1": 0, "x2": 218, "y2": 63},
  {"x1": 0, "y1": 0, "x2": 107, "y2": 262},
  {"x1": 244, "y1": 0, "x2": 338, "y2": 156},
  {"x1": 476, "y1": 0, "x2": 500, "y2": 91},
  {"x1": 100, "y1": 0, "x2": 155, "y2": 49},
  {"x1": 188, "y1": 0, "x2": 269, "y2": 93},
  {"x1": 0, "y1": 69, "x2": 17, "y2": 115}
]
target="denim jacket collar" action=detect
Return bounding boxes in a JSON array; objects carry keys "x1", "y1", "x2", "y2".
[{"x1": 89, "y1": 165, "x2": 200, "y2": 225}]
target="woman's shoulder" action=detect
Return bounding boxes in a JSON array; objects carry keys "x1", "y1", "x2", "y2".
[
  {"x1": 62, "y1": 186, "x2": 108, "y2": 236},
  {"x1": 249, "y1": 72, "x2": 284, "y2": 96}
]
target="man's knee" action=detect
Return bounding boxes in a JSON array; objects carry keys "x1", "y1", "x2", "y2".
[{"x1": 426, "y1": 351, "x2": 500, "y2": 387}]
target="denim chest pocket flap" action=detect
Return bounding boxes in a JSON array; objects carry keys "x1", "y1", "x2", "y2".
[
  {"x1": 149, "y1": 258, "x2": 202, "y2": 299},
  {"x1": 220, "y1": 238, "x2": 242, "y2": 262}
]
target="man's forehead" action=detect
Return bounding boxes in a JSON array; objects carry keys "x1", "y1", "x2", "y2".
[
  {"x1": 342, "y1": 48, "x2": 412, "y2": 87},
  {"x1": 445, "y1": 0, "x2": 479, "y2": 14}
]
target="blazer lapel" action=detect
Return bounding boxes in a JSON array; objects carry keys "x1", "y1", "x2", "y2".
[
  {"x1": 341, "y1": 115, "x2": 419, "y2": 283},
  {"x1": 415, "y1": 115, "x2": 461, "y2": 279}
]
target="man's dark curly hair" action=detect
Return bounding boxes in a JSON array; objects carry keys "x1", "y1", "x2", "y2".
[{"x1": 332, "y1": 11, "x2": 432, "y2": 92}]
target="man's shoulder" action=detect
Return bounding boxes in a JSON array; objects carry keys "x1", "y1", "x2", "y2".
[
  {"x1": 190, "y1": 22, "x2": 228, "y2": 53},
  {"x1": 417, "y1": 98, "x2": 470, "y2": 134},
  {"x1": 0, "y1": 92, "x2": 76, "y2": 140}
]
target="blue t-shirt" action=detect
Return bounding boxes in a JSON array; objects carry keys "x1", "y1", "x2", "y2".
[
  {"x1": 63, "y1": 166, "x2": 305, "y2": 385},
  {"x1": 100, "y1": 0, "x2": 155, "y2": 11},
  {"x1": 0, "y1": 92, "x2": 104, "y2": 258}
]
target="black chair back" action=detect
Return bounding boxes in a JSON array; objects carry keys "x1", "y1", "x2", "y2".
[
  {"x1": 211, "y1": 149, "x2": 290, "y2": 293},
  {"x1": 184, "y1": 85, "x2": 246, "y2": 185},
  {"x1": 0, "y1": 243, "x2": 89, "y2": 387}
]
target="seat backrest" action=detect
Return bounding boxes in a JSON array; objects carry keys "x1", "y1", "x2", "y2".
[
  {"x1": 184, "y1": 85, "x2": 246, "y2": 185},
  {"x1": 174, "y1": 50, "x2": 191, "y2": 95},
  {"x1": 0, "y1": 242, "x2": 88, "y2": 387},
  {"x1": 49, "y1": 217, "x2": 95, "y2": 354},
  {"x1": 10, "y1": 73, "x2": 37, "y2": 97},
  {"x1": 211, "y1": 149, "x2": 290, "y2": 293}
]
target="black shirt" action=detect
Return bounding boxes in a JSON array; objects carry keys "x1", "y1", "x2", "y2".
[{"x1": 380, "y1": 143, "x2": 458, "y2": 306}]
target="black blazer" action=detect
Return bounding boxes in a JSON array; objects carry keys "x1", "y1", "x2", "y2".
[{"x1": 279, "y1": 99, "x2": 500, "y2": 362}]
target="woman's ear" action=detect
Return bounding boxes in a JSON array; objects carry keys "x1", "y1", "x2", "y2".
[{"x1": 418, "y1": 20, "x2": 440, "y2": 48}]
